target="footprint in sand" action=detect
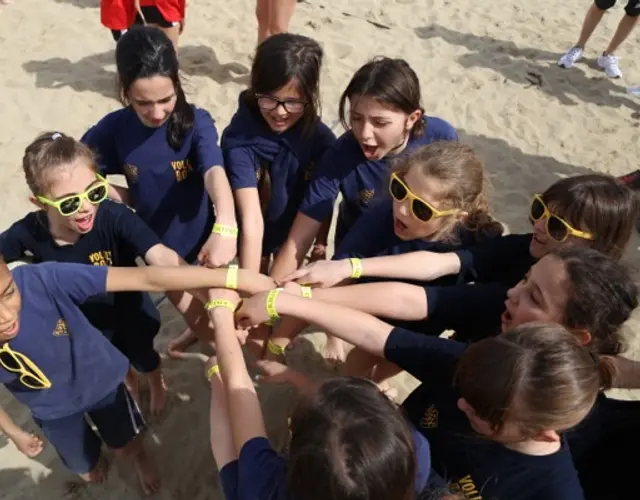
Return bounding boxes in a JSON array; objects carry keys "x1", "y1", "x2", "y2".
[{"x1": 330, "y1": 42, "x2": 352, "y2": 60}]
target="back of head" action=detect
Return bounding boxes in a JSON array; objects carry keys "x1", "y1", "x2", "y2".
[
  {"x1": 456, "y1": 323, "x2": 613, "y2": 437},
  {"x1": 249, "y1": 33, "x2": 323, "y2": 130},
  {"x1": 288, "y1": 377, "x2": 416, "y2": 500},
  {"x1": 339, "y1": 57, "x2": 425, "y2": 138},
  {"x1": 542, "y1": 174, "x2": 639, "y2": 260},
  {"x1": 22, "y1": 132, "x2": 97, "y2": 196}
]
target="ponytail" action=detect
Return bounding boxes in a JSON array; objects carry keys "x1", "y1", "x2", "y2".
[
  {"x1": 463, "y1": 193, "x2": 504, "y2": 242},
  {"x1": 166, "y1": 88, "x2": 194, "y2": 150}
]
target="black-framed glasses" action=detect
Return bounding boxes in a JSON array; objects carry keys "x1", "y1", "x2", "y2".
[{"x1": 255, "y1": 94, "x2": 307, "y2": 114}]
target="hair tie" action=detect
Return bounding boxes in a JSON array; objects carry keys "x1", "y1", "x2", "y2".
[{"x1": 51, "y1": 133, "x2": 63, "y2": 140}]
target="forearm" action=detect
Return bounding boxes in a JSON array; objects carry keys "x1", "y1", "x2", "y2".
[
  {"x1": 108, "y1": 184, "x2": 130, "y2": 205},
  {"x1": 239, "y1": 226, "x2": 264, "y2": 273},
  {"x1": 359, "y1": 252, "x2": 461, "y2": 282},
  {"x1": 0, "y1": 406, "x2": 21, "y2": 437},
  {"x1": 275, "y1": 293, "x2": 392, "y2": 356},
  {"x1": 205, "y1": 167, "x2": 237, "y2": 225},
  {"x1": 270, "y1": 215, "x2": 321, "y2": 280},
  {"x1": 209, "y1": 373, "x2": 238, "y2": 468},
  {"x1": 315, "y1": 216, "x2": 332, "y2": 246}
]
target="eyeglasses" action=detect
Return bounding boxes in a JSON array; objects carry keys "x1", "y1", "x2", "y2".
[
  {"x1": 37, "y1": 174, "x2": 109, "y2": 217},
  {"x1": 0, "y1": 343, "x2": 52, "y2": 390},
  {"x1": 530, "y1": 194, "x2": 594, "y2": 242},
  {"x1": 255, "y1": 94, "x2": 307, "y2": 114},
  {"x1": 389, "y1": 173, "x2": 458, "y2": 222}
]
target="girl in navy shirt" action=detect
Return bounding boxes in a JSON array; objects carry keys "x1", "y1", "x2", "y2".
[
  {"x1": 268, "y1": 57, "x2": 458, "y2": 359},
  {"x1": 236, "y1": 251, "x2": 634, "y2": 500},
  {"x1": 265, "y1": 142, "x2": 503, "y2": 362},
  {"x1": 82, "y1": 26, "x2": 238, "y2": 357},
  {"x1": 0, "y1": 258, "x2": 273, "y2": 494}
]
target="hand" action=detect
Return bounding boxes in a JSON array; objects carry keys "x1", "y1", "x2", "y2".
[
  {"x1": 235, "y1": 291, "x2": 271, "y2": 329},
  {"x1": 308, "y1": 243, "x2": 327, "y2": 263},
  {"x1": 198, "y1": 232, "x2": 237, "y2": 268},
  {"x1": 9, "y1": 430, "x2": 44, "y2": 458},
  {"x1": 254, "y1": 360, "x2": 292, "y2": 384},
  {"x1": 277, "y1": 259, "x2": 352, "y2": 288}
]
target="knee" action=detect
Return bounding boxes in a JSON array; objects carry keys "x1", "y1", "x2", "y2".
[{"x1": 594, "y1": 0, "x2": 616, "y2": 11}]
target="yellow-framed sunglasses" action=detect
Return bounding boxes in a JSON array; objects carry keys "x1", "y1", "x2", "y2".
[
  {"x1": 0, "y1": 343, "x2": 52, "y2": 390},
  {"x1": 36, "y1": 174, "x2": 109, "y2": 217},
  {"x1": 530, "y1": 194, "x2": 594, "y2": 242},
  {"x1": 389, "y1": 172, "x2": 458, "y2": 222}
]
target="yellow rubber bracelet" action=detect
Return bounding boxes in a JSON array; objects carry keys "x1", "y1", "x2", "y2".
[
  {"x1": 226, "y1": 264, "x2": 239, "y2": 290},
  {"x1": 212, "y1": 223, "x2": 239, "y2": 238},
  {"x1": 300, "y1": 286, "x2": 312, "y2": 299},
  {"x1": 266, "y1": 288, "x2": 282, "y2": 320},
  {"x1": 204, "y1": 299, "x2": 236, "y2": 312},
  {"x1": 206, "y1": 364, "x2": 220, "y2": 380},
  {"x1": 350, "y1": 258, "x2": 363, "y2": 279},
  {"x1": 267, "y1": 340, "x2": 286, "y2": 356}
]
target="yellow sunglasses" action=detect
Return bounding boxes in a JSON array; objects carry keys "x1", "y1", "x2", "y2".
[
  {"x1": 530, "y1": 194, "x2": 594, "y2": 242},
  {"x1": 389, "y1": 172, "x2": 458, "y2": 222},
  {"x1": 37, "y1": 174, "x2": 109, "y2": 217},
  {"x1": 0, "y1": 343, "x2": 52, "y2": 390}
]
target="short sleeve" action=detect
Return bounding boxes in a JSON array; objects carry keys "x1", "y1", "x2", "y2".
[
  {"x1": 107, "y1": 202, "x2": 162, "y2": 257},
  {"x1": 384, "y1": 327, "x2": 466, "y2": 383},
  {"x1": 236, "y1": 437, "x2": 287, "y2": 500},
  {"x1": 224, "y1": 147, "x2": 259, "y2": 190},
  {"x1": 45, "y1": 262, "x2": 109, "y2": 304},
  {"x1": 425, "y1": 117, "x2": 458, "y2": 142},
  {"x1": 333, "y1": 201, "x2": 393, "y2": 259},
  {"x1": 0, "y1": 219, "x2": 33, "y2": 262},
  {"x1": 298, "y1": 146, "x2": 342, "y2": 222},
  {"x1": 193, "y1": 109, "x2": 225, "y2": 175},
  {"x1": 81, "y1": 115, "x2": 122, "y2": 175},
  {"x1": 219, "y1": 461, "x2": 240, "y2": 500}
]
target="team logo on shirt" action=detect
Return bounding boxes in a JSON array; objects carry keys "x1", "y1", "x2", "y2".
[
  {"x1": 419, "y1": 405, "x2": 438, "y2": 429},
  {"x1": 88, "y1": 250, "x2": 113, "y2": 266},
  {"x1": 171, "y1": 159, "x2": 193, "y2": 182},
  {"x1": 124, "y1": 163, "x2": 139, "y2": 183},
  {"x1": 451, "y1": 474, "x2": 483, "y2": 499},
  {"x1": 53, "y1": 319, "x2": 69, "y2": 337},
  {"x1": 359, "y1": 189, "x2": 375, "y2": 204}
]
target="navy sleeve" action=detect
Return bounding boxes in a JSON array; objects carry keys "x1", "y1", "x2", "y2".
[
  {"x1": 81, "y1": 115, "x2": 122, "y2": 175},
  {"x1": 333, "y1": 201, "x2": 393, "y2": 259},
  {"x1": 425, "y1": 116, "x2": 458, "y2": 141},
  {"x1": 45, "y1": 262, "x2": 109, "y2": 304},
  {"x1": 219, "y1": 461, "x2": 240, "y2": 500},
  {"x1": 384, "y1": 327, "x2": 466, "y2": 384},
  {"x1": 298, "y1": 145, "x2": 342, "y2": 222},
  {"x1": 236, "y1": 437, "x2": 287, "y2": 500},
  {"x1": 107, "y1": 201, "x2": 162, "y2": 257},
  {"x1": 193, "y1": 108, "x2": 225, "y2": 175},
  {"x1": 224, "y1": 147, "x2": 259, "y2": 190},
  {"x1": 0, "y1": 218, "x2": 33, "y2": 262}
]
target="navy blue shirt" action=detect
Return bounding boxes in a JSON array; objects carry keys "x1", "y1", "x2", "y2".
[
  {"x1": 2, "y1": 263, "x2": 129, "y2": 420},
  {"x1": 385, "y1": 327, "x2": 585, "y2": 500},
  {"x1": 222, "y1": 94, "x2": 336, "y2": 255},
  {"x1": 0, "y1": 200, "x2": 161, "y2": 341},
  {"x1": 299, "y1": 116, "x2": 458, "y2": 243},
  {"x1": 82, "y1": 106, "x2": 224, "y2": 262}
]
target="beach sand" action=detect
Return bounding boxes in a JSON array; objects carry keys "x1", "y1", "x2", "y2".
[{"x1": 0, "y1": 0, "x2": 639, "y2": 497}]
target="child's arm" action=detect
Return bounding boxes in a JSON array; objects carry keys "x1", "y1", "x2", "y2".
[
  {"x1": 270, "y1": 213, "x2": 323, "y2": 281},
  {"x1": 235, "y1": 188, "x2": 265, "y2": 273},
  {"x1": 107, "y1": 184, "x2": 131, "y2": 206},
  {"x1": 206, "y1": 356, "x2": 238, "y2": 470},
  {"x1": 0, "y1": 406, "x2": 43, "y2": 458},
  {"x1": 255, "y1": 360, "x2": 319, "y2": 393}
]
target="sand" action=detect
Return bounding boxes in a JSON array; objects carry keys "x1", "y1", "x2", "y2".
[{"x1": 0, "y1": 0, "x2": 639, "y2": 497}]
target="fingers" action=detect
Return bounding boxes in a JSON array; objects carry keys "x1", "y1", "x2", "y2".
[{"x1": 278, "y1": 268, "x2": 309, "y2": 285}]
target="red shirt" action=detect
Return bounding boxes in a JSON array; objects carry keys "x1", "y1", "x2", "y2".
[{"x1": 101, "y1": 0, "x2": 185, "y2": 30}]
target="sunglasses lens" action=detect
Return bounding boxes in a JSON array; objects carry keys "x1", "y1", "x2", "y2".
[
  {"x1": 88, "y1": 185, "x2": 108, "y2": 203},
  {"x1": 412, "y1": 200, "x2": 434, "y2": 222},
  {"x1": 21, "y1": 373, "x2": 46, "y2": 389},
  {"x1": 59, "y1": 197, "x2": 81, "y2": 216},
  {"x1": 547, "y1": 216, "x2": 568, "y2": 242},
  {"x1": 390, "y1": 178, "x2": 407, "y2": 201},
  {"x1": 531, "y1": 198, "x2": 545, "y2": 220},
  {"x1": 0, "y1": 352, "x2": 20, "y2": 371}
]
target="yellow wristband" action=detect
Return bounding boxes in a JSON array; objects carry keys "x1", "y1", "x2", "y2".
[
  {"x1": 212, "y1": 223, "x2": 239, "y2": 238},
  {"x1": 206, "y1": 364, "x2": 220, "y2": 380},
  {"x1": 266, "y1": 288, "x2": 282, "y2": 320},
  {"x1": 350, "y1": 258, "x2": 363, "y2": 279},
  {"x1": 204, "y1": 299, "x2": 236, "y2": 312},
  {"x1": 300, "y1": 286, "x2": 312, "y2": 299},
  {"x1": 267, "y1": 340, "x2": 286, "y2": 356},
  {"x1": 226, "y1": 264, "x2": 238, "y2": 290}
]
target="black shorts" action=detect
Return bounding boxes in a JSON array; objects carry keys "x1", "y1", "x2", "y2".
[
  {"x1": 594, "y1": 0, "x2": 640, "y2": 16},
  {"x1": 111, "y1": 6, "x2": 180, "y2": 42}
]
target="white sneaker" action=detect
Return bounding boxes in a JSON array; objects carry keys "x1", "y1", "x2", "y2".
[
  {"x1": 558, "y1": 46, "x2": 584, "y2": 68},
  {"x1": 597, "y1": 53, "x2": 622, "y2": 78}
]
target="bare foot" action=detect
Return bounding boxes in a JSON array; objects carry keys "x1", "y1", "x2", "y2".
[
  {"x1": 147, "y1": 368, "x2": 168, "y2": 417},
  {"x1": 324, "y1": 335, "x2": 346, "y2": 364},
  {"x1": 10, "y1": 429, "x2": 44, "y2": 458},
  {"x1": 167, "y1": 328, "x2": 198, "y2": 359},
  {"x1": 134, "y1": 449, "x2": 161, "y2": 495},
  {"x1": 79, "y1": 455, "x2": 109, "y2": 483},
  {"x1": 125, "y1": 368, "x2": 141, "y2": 405}
]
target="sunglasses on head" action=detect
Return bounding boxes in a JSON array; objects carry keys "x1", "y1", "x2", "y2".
[
  {"x1": 389, "y1": 173, "x2": 458, "y2": 222},
  {"x1": 255, "y1": 94, "x2": 307, "y2": 114},
  {"x1": 0, "y1": 343, "x2": 52, "y2": 390},
  {"x1": 37, "y1": 174, "x2": 109, "y2": 217},
  {"x1": 530, "y1": 194, "x2": 594, "y2": 243}
]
